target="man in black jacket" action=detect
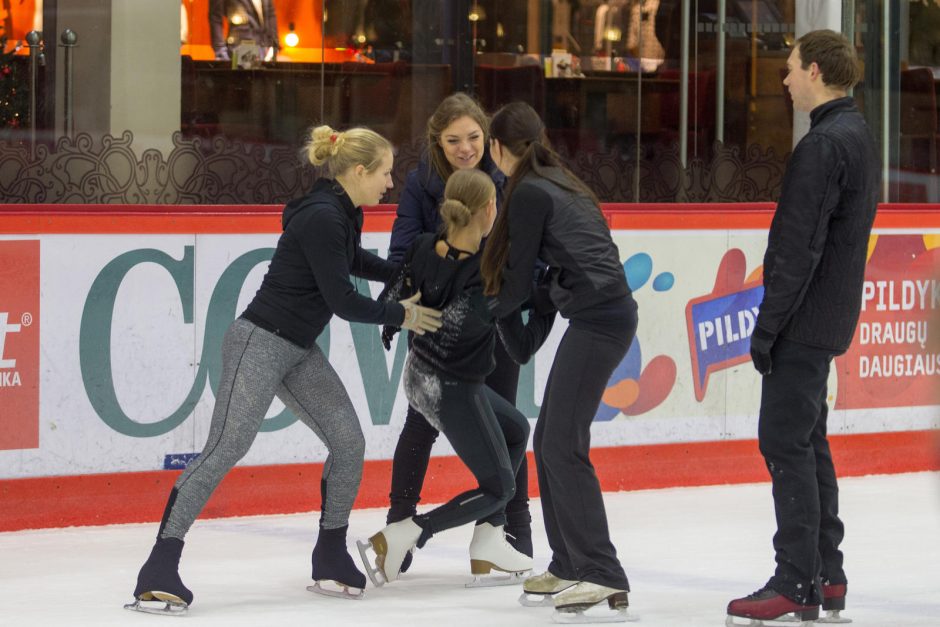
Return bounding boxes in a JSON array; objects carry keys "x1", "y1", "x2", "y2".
[{"x1": 727, "y1": 30, "x2": 879, "y2": 626}]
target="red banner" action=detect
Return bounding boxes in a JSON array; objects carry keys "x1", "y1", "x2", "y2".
[
  {"x1": 837, "y1": 234, "x2": 940, "y2": 409},
  {"x1": 0, "y1": 240, "x2": 40, "y2": 450}
]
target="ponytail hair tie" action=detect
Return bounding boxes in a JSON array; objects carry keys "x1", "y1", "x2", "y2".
[{"x1": 330, "y1": 133, "x2": 338, "y2": 144}]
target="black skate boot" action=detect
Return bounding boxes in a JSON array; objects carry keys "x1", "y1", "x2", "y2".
[
  {"x1": 309, "y1": 525, "x2": 367, "y2": 599},
  {"x1": 819, "y1": 582, "x2": 851, "y2": 624},
  {"x1": 726, "y1": 584, "x2": 819, "y2": 626},
  {"x1": 125, "y1": 536, "x2": 193, "y2": 615}
]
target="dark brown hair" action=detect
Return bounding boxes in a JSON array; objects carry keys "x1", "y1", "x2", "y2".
[
  {"x1": 426, "y1": 93, "x2": 490, "y2": 183},
  {"x1": 796, "y1": 29, "x2": 862, "y2": 91},
  {"x1": 481, "y1": 102, "x2": 599, "y2": 296}
]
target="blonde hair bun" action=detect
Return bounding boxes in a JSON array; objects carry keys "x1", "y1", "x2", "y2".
[{"x1": 304, "y1": 125, "x2": 391, "y2": 177}]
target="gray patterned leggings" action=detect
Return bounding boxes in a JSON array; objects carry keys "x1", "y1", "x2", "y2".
[{"x1": 159, "y1": 318, "x2": 365, "y2": 539}]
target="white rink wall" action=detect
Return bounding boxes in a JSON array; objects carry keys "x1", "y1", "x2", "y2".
[{"x1": 2, "y1": 228, "x2": 938, "y2": 479}]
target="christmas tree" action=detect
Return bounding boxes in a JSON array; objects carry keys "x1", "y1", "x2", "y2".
[{"x1": 0, "y1": 25, "x2": 28, "y2": 137}]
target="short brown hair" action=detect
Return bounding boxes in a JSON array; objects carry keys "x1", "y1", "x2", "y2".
[{"x1": 796, "y1": 29, "x2": 861, "y2": 91}]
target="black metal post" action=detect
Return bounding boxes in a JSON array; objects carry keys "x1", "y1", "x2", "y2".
[
  {"x1": 60, "y1": 29, "x2": 78, "y2": 140},
  {"x1": 26, "y1": 30, "x2": 41, "y2": 155}
]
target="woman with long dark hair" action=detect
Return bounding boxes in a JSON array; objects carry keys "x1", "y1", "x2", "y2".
[{"x1": 481, "y1": 102, "x2": 639, "y2": 621}]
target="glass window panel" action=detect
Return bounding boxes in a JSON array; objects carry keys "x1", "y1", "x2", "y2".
[{"x1": 0, "y1": 0, "x2": 937, "y2": 204}]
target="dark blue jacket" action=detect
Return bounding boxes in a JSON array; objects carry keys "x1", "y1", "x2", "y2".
[{"x1": 387, "y1": 148, "x2": 505, "y2": 264}]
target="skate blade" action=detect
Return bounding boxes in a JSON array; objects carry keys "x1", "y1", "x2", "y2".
[
  {"x1": 817, "y1": 610, "x2": 852, "y2": 624},
  {"x1": 306, "y1": 581, "x2": 364, "y2": 600},
  {"x1": 726, "y1": 616, "x2": 815, "y2": 627},
  {"x1": 356, "y1": 538, "x2": 388, "y2": 588},
  {"x1": 519, "y1": 591, "x2": 556, "y2": 607},
  {"x1": 124, "y1": 594, "x2": 188, "y2": 616},
  {"x1": 466, "y1": 569, "x2": 531, "y2": 588},
  {"x1": 552, "y1": 606, "x2": 636, "y2": 624}
]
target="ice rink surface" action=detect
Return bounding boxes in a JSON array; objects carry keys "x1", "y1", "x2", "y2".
[{"x1": 1, "y1": 471, "x2": 937, "y2": 627}]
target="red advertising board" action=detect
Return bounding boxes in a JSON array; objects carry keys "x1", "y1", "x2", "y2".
[{"x1": 0, "y1": 240, "x2": 40, "y2": 450}]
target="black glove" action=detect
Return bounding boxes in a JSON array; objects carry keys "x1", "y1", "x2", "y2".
[
  {"x1": 749, "y1": 326, "x2": 777, "y2": 375},
  {"x1": 381, "y1": 325, "x2": 398, "y2": 351},
  {"x1": 526, "y1": 267, "x2": 556, "y2": 315}
]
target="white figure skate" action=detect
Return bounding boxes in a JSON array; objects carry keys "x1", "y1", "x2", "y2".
[
  {"x1": 552, "y1": 581, "x2": 636, "y2": 624},
  {"x1": 306, "y1": 581, "x2": 364, "y2": 600},
  {"x1": 465, "y1": 522, "x2": 533, "y2": 588},
  {"x1": 124, "y1": 591, "x2": 189, "y2": 616},
  {"x1": 356, "y1": 518, "x2": 422, "y2": 587},
  {"x1": 518, "y1": 570, "x2": 579, "y2": 607}
]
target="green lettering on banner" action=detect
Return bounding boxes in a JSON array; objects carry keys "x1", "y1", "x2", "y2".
[
  {"x1": 201, "y1": 247, "x2": 299, "y2": 433},
  {"x1": 516, "y1": 360, "x2": 539, "y2": 419},
  {"x1": 80, "y1": 247, "x2": 201, "y2": 437},
  {"x1": 79, "y1": 246, "x2": 286, "y2": 437},
  {"x1": 349, "y1": 268, "x2": 408, "y2": 425},
  {"x1": 80, "y1": 245, "x2": 534, "y2": 437}
]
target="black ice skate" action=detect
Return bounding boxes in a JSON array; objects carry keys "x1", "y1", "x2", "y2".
[
  {"x1": 357, "y1": 517, "x2": 422, "y2": 586},
  {"x1": 307, "y1": 525, "x2": 366, "y2": 600},
  {"x1": 552, "y1": 581, "x2": 636, "y2": 624},
  {"x1": 817, "y1": 582, "x2": 851, "y2": 624},
  {"x1": 726, "y1": 585, "x2": 819, "y2": 626},
  {"x1": 125, "y1": 536, "x2": 193, "y2": 616},
  {"x1": 465, "y1": 522, "x2": 533, "y2": 588}
]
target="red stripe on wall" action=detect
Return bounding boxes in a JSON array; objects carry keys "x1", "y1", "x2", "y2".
[
  {"x1": 2, "y1": 203, "x2": 938, "y2": 234},
  {"x1": 2, "y1": 430, "x2": 936, "y2": 533}
]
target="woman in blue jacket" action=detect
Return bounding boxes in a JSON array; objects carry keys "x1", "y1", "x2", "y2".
[{"x1": 385, "y1": 93, "x2": 534, "y2": 569}]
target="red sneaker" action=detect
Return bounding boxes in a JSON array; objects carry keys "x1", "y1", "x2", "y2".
[{"x1": 727, "y1": 585, "x2": 819, "y2": 623}]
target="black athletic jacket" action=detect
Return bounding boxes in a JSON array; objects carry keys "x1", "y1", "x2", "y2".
[
  {"x1": 382, "y1": 234, "x2": 554, "y2": 382},
  {"x1": 242, "y1": 178, "x2": 405, "y2": 348},
  {"x1": 488, "y1": 170, "x2": 630, "y2": 320},
  {"x1": 755, "y1": 97, "x2": 880, "y2": 352}
]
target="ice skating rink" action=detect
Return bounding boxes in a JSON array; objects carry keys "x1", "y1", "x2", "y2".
[{"x1": 1, "y1": 471, "x2": 937, "y2": 626}]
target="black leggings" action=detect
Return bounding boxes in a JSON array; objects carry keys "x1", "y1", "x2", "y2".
[
  {"x1": 402, "y1": 365, "x2": 530, "y2": 540},
  {"x1": 387, "y1": 338, "x2": 530, "y2": 531}
]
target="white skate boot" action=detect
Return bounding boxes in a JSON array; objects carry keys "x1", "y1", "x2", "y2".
[
  {"x1": 466, "y1": 522, "x2": 533, "y2": 588},
  {"x1": 519, "y1": 570, "x2": 579, "y2": 607},
  {"x1": 356, "y1": 518, "x2": 422, "y2": 587},
  {"x1": 552, "y1": 581, "x2": 636, "y2": 624}
]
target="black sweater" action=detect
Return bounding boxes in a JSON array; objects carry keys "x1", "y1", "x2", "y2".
[
  {"x1": 756, "y1": 97, "x2": 880, "y2": 352},
  {"x1": 384, "y1": 234, "x2": 553, "y2": 382},
  {"x1": 489, "y1": 172, "x2": 630, "y2": 320},
  {"x1": 242, "y1": 178, "x2": 405, "y2": 348}
]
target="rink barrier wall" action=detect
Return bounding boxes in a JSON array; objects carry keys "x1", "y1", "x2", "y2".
[
  {"x1": 1, "y1": 202, "x2": 939, "y2": 532},
  {"x1": 2, "y1": 430, "x2": 937, "y2": 532}
]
